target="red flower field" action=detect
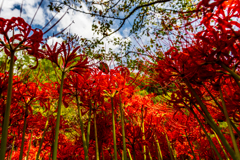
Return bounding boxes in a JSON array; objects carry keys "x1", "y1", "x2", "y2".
[{"x1": 0, "y1": 0, "x2": 240, "y2": 159}]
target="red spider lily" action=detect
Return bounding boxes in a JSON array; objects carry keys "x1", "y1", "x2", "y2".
[
  {"x1": 0, "y1": 17, "x2": 43, "y2": 60},
  {"x1": 43, "y1": 42, "x2": 62, "y2": 66},
  {"x1": 38, "y1": 82, "x2": 59, "y2": 111},
  {"x1": 141, "y1": 0, "x2": 240, "y2": 159},
  {"x1": 44, "y1": 42, "x2": 89, "y2": 73},
  {"x1": 63, "y1": 69, "x2": 100, "y2": 107},
  {"x1": 44, "y1": 41, "x2": 90, "y2": 160},
  {"x1": 98, "y1": 67, "x2": 135, "y2": 103},
  {"x1": 0, "y1": 17, "x2": 44, "y2": 158},
  {"x1": 8, "y1": 113, "x2": 71, "y2": 160}
]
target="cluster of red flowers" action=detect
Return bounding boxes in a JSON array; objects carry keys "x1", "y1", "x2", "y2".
[
  {"x1": 0, "y1": 0, "x2": 240, "y2": 159},
  {"x1": 148, "y1": 0, "x2": 240, "y2": 159}
]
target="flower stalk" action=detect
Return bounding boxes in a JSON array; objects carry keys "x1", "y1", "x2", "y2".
[
  {"x1": 0, "y1": 50, "x2": 15, "y2": 158},
  {"x1": 184, "y1": 79, "x2": 235, "y2": 158},
  {"x1": 52, "y1": 71, "x2": 65, "y2": 160},
  {"x1": 19, "y1": 104, "x2": 29, "y2": 160},
  {"x1": 86, "y1": 101, "x2": 92, "y2": 149},
  {"x1": 220, "y1": 89, "x2": 240, "y2": 160},
  {"x1": 111, "y1": 97, "x2": 118, "y2": 160},
  {"x1": 120, "y1": 96, "x2": 127, "y2": 160},
  {"x1": 36, "y1": 111, "x2": 50, "y2": 160},
  {"x1": 94, "y1": 110, "x2": 100, "y2": 160},
  {"x1": 76, "y1": 94, "x2": 89, "y2": 160},
  {"x1": 26, "y1": 131, "x2": 33, "y2": 160}
]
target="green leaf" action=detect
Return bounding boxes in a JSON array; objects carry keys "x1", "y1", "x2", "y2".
[{"x1": 98, "y1": 62, "x2": 109, "y2": 74}]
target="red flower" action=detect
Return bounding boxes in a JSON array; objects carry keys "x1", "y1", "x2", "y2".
[
  {"x1": 44, "y1": 42, "x2": 89, "y2": 73},
  {"x1": 0, "y1": 17, "x2": 43, "y2": 60}
]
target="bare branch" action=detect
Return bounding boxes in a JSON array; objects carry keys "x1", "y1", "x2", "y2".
[
  {"x1": 59, "y1": 3, "x2": 124, "y2": 20},
  {"x1": 43, "y1": 8, "x2": 69, "y2": 34}
]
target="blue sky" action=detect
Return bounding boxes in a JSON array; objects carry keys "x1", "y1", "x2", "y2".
[
  {"x1": 0, "y1": 0, "x2": 131, "y2": 51},
  {"x1": 0, "y1": 0, "x2": 180, "y2": 67}
]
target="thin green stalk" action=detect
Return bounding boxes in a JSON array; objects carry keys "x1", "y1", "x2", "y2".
[
  {"x1": 155, "y1": 143, "x2": 160, "y2": 160},
  {"x1": 142, "y1": 122, "x2": 147, "y2": 160},
  {"x1": 184, "y1": 80, "x2": 235, "y2": 158},
  {"x1": 184, "y1": 80, "x2": 220, "y2": 129},
  {"x1": 152, "y1": 143, "x2": 159, "y2": 160},
  {"x1": 165, "y1": 134, "x2": 174, "y2": 160},
  {"x1": 49, "y1": 150, "x2": 52, "y2": 160},
  {"x1": 185, "y1": 130, "x2": 196, "y2": 160},
  {"x1": 181, "y1": 155, "x2": 184, "y2": 160},
  {"x1": 141, "y1": 108, "x2": 146, "y2": 160},
  {"x1": 94, "y1": 111, "x2": 99, "y2": 160},
  {"x1": 132, "y1": 145, "x2": 136, "y2": 160},
  {"x1": 86, "y1": 101, "x2": 92, "y2": 149},
  {"x1": 154, "y1": 135, "x2": 163, "y2": 160},
  {"x1": 219, "y1": 62, "x2": 240, "y2": 88},
  {"x1": 19, "y1": 105, "x2": 29, "y2": 160},
  {"x1": 26, "y1": 131, "x2": 33, "y2": 160},
  {"x1": 220, "y1": 90, "x2": 240, "y2": 159},
  {"x1": 9, "y1": 135, "x2": 15, "y2": 160},
  {"x1": 210, "y1": 143, "x2": 217, "y2": 160},
  {"x1": 36, "y1": 112, "x2": 50, "y2": 160},
  {"x1": 120, "y1": 96, "x2": 127, "y2": 160},
  {"x1": 52, "y1": 71, "x2": 65, "y2": 160},
  {"x1": 0, "y1": 51, "x2": 15, "y2": 158},
  {"x1": 203, "y1": 83, "x2": 240, "y2": 136},
  {"x1": 127, "y1": 149, "x2": 133, "y2": 160},
  {"x1": 148, "y1": 146, "x2": 153, "y2": 160},
  {"x1": 76, "y1": 94, "x2": 89, "y2": 160},
  {"x1": 188, "y1": 107, "x2": 223, "y2": 160},
  {"x1": 213, "y1": 130, "x2": 229, "y2": 160},
  {"x1": 102, "y1": 147, "x2": 105, "y2": 160},
  {"x1": 111, "y1": 97, "x2": 118, "y2": 160}
]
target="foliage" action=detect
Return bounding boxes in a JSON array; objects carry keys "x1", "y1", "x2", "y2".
[
  {"x1": 48, "y1": 0, "x2": 197, "y2": 68},
  {"x1": 0, "y1": 0, "x2": 240, "y2": 160}
]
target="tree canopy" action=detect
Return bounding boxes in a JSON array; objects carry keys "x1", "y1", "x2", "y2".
[{"x1": 47, "y1": 0, "x2": 196, "y2": 68}]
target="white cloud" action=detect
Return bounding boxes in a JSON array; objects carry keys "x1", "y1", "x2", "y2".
[
  {"x1": 54, "y1": 6, "x2": 129, "y2": 53},
  {"x1": 46, "y1": 36, "x2": 63, "y2": 47},
  {"x1": 0, "y1": 0, "x2": 126, "y2": 41},
  {"x1": 0, "y1": 0, "x2": 129, "y2": 60}
]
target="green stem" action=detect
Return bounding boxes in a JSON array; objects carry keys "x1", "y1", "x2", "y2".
[
  {"x1": 127, "y1": 149, "x2": 133, "y2": 160},
  {"x1": 0, "y1": 51, "x2": 15, "y2": 158},
  {"x1": 26, "y1": 131, "x2": 33, "y2": 160},
  {"x1": 165, "y1": 134, "x2": 174, "y2": 160},
  {"x1": 185, "y1": 130, "x2": 196, "y2": 160},
  {"x1": 102, "y1": 147, "x2": 105, "y2": 160},
  {"x1": 9, "y1": 135, "x2": 15, "y2": 160},
  {"x1": 184, "y1": 79, "x2": 235, "y2": 158},
  {"x1": 210, "y1": 144, "x2": 217, "y2": 160},
  {"x1": 52, "y1": 71, "x2": 65, "y2": 160},
  {"x1": 141, "y1": 107, "x2": 146, "y2": 160},
  {"x1": 152, "y1": 143, "x2": 159, "y2": 160},
  {"x1": 86, "y1": 101, "x2": 92, "y2": 149},
  {"x1": 119, "y1": 96, "x2": 127, "y2": 160},
  {"x1": 192, "y1": 103, "x2": 225, "y2": 159},
  {"x1": 213, "y1": 130, "x2": 229, "y2": 160},
  {"x1": 76, "y1": 94, "x2": 89, "y2": 160},
  {"x1": 36, "y1": 112, "x2": 50, "y2": 160},
  {"x1": 187, "y1": 106, "x2": 223, "y2": 160},
  {"x1": 154, "y1": 135, "x2": 162, "y2": 160},
  {"x1": 203, "y1": 83, "x2": 240, "y2": 136},
  {"x1": 142, "y1": 122, "x2": 147, "y2": 160},
  {"x1": 94, "y1": 111, "x2": 100, "y2": 160},
  {"x1": 132, "y1": 145, "x2": 136, "y2": 160},
  {"x1": 219, "y1": 62, "x2": 240, "y2": 88},
  {"x1": 148, "y1": 146, "x2": 153, "y2": 160},
  {"x1": 111, "y1": 97, "x2": 118, "y2": 160},
  {"x1": 220, "y1": 90, "x2": 240, "y2": 159},
  {"x1": 19, "y1": 105, "x2": 29, "y2": 160}
]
